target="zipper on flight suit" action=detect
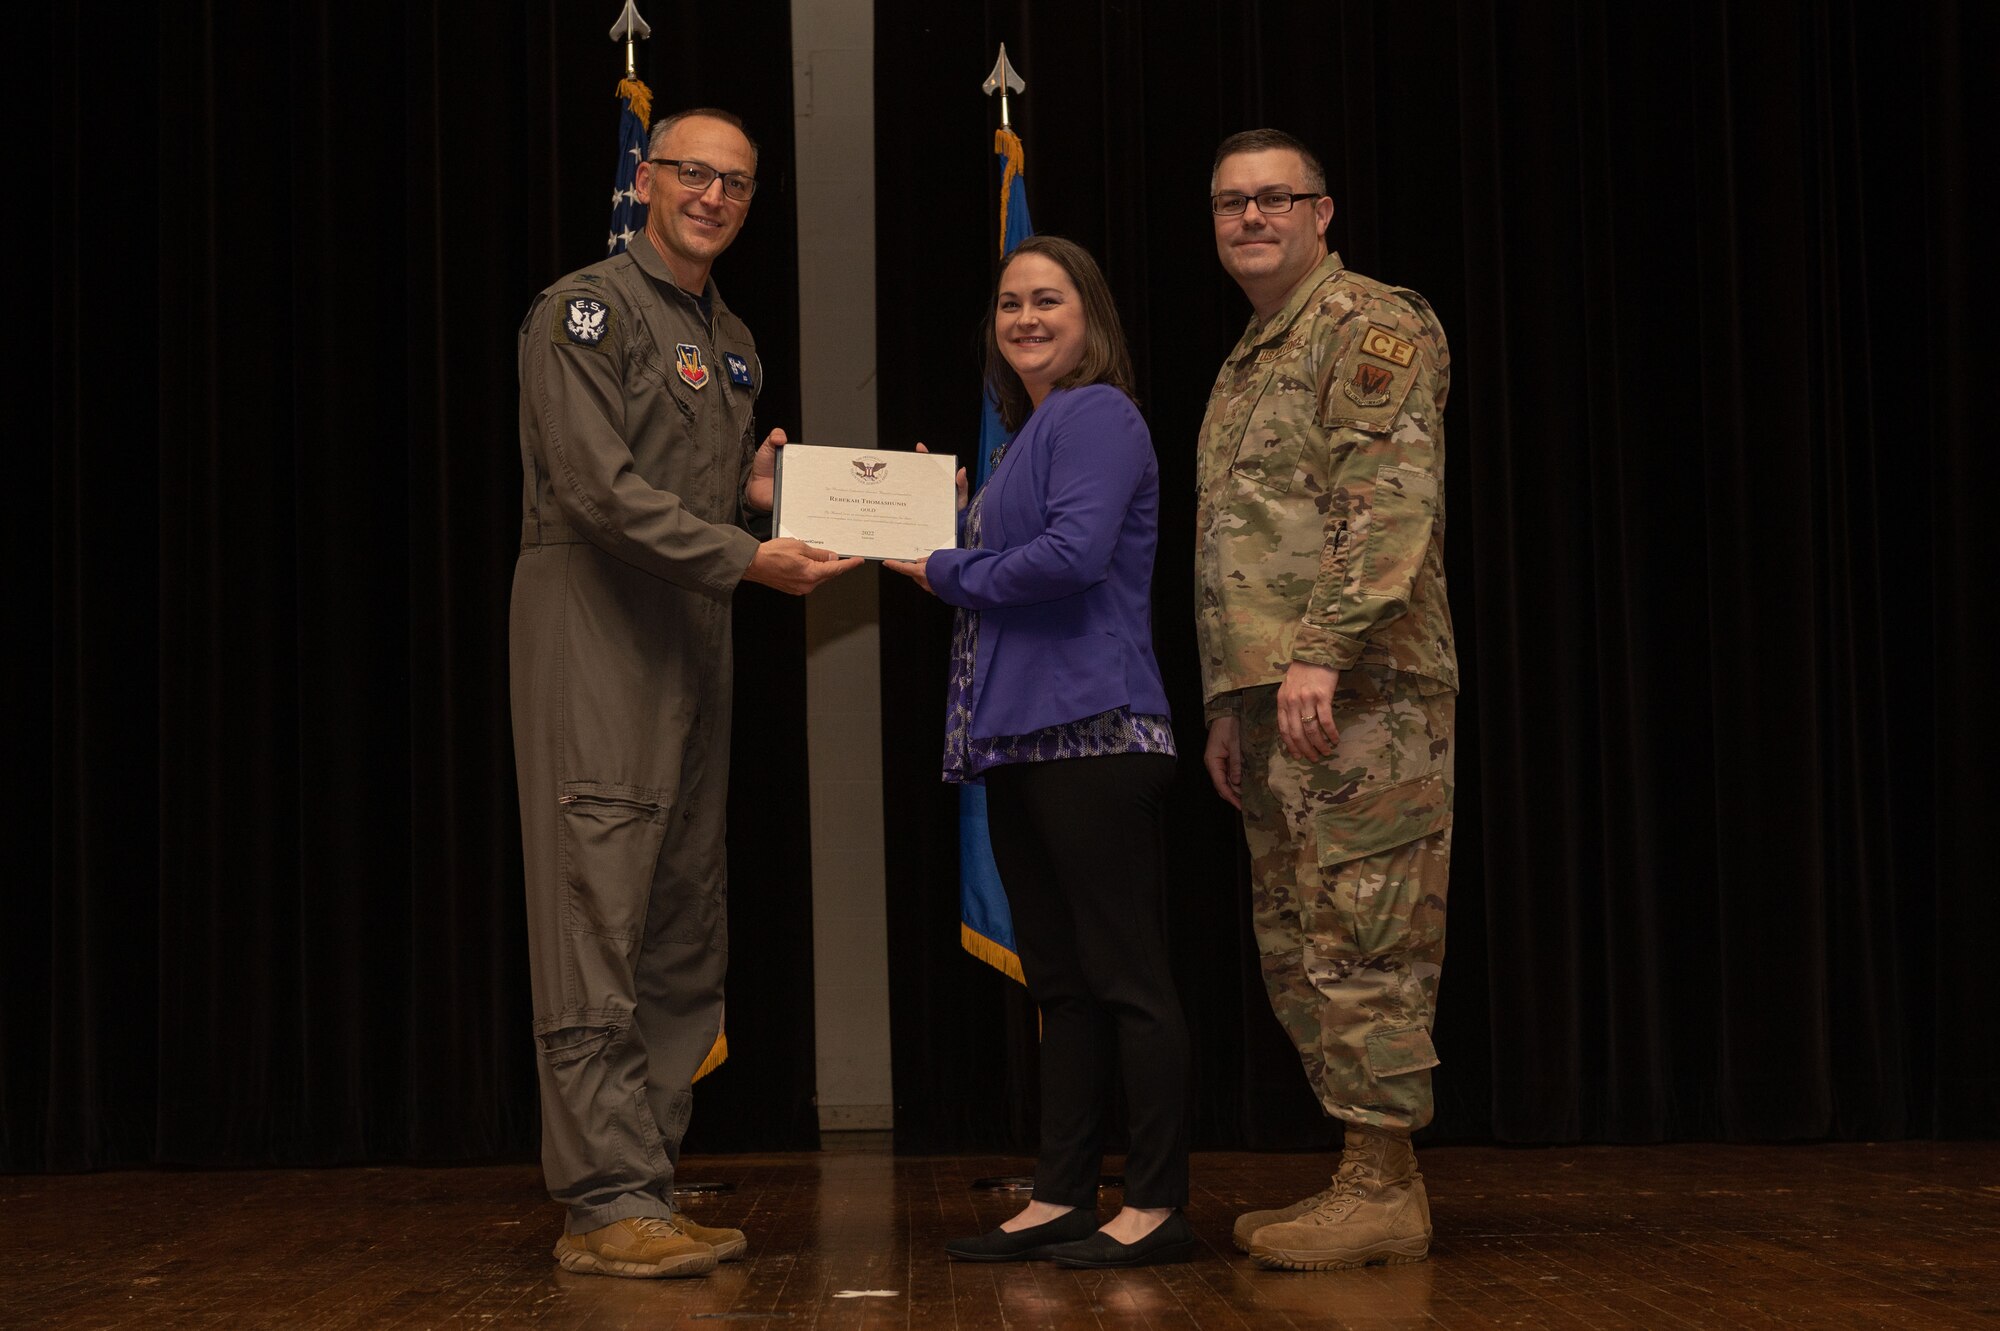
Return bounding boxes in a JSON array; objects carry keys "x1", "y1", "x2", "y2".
[{"x1": 558, "y1": 791, "x2": 665, "y2": 814}]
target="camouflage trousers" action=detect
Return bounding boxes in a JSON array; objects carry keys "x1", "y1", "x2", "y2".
[{"x1": 1238, "y1": 670, "x2": 1455, "y2": 1132}]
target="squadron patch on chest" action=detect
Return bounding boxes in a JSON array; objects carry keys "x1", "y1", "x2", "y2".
[
  {"x1": 558, "y1": 297, "x2": 612, "y2": 347},
  {"x1": 724, "y1": 352, "x2": 754, "y2": 388},
  {"x1": 676, "y1": 343, "x2": 709, "y2": 389}
]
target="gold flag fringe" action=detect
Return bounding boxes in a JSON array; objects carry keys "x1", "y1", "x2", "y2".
[
  {"x1": 994, "y1": 127, "x2": 1025, "y2": 259},
  {"x1": 617, "y1": 76, "x2": 653, "y2": 130},
  {"x1": 960, "y1": 921, "x2": 1026, "y2": 984},
  {"x1": 693, "y1": 1029, "x2": 727, "y2": 1082}
]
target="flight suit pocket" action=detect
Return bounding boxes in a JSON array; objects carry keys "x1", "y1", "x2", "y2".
[
  {"x1": 661, "y1": 355, "x2": 707, "y2": 424},
  {"x1": 535, "y1": 1019, "x2": 616, "y2": 1070},
  {"x1": 1312, "y1": 771, "x2": 1450, "y2": 959},
  {"x1": 559, "y1": 782, "x2": 670, "y2": 942}
]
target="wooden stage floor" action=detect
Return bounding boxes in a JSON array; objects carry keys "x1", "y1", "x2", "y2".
[{"x1": 5, "y1": 1138, "x2": 1997, "y2": 1329}]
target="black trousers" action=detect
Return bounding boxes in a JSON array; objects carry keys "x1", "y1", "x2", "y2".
[{"x1": 984, "y1": 751, "x2": 1190, "y2": 1209}]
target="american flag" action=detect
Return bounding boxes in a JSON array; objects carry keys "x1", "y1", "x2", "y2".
[
  {"x1": 601, "y1": 70, "x2": 725, "y2": 1076},
  {"x1": 608, "y1": 77, "x2": 652, "y2": 254}
]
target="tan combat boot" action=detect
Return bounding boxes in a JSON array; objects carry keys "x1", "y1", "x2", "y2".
[
  {"x1": 1231, "y1": 1156, "x2": 1362, "y2": 1253},
  {"x1": 1246, "y1": 1127, "x2": 1431, "y2": 1271},
  {"x1": 553, "y1": 1215, "x2": 718, "y2": 1278}
]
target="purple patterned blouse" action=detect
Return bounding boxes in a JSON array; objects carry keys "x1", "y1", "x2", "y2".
[{"x1": 940, "y1": 444, "x2": 1176, "y2": 784}]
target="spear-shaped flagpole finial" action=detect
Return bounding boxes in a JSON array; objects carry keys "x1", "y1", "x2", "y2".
[
  {"x1": 610, "y1": 0, "x2": 652, "y2": 79},
  {"x1": 982, "y1": 42, "x2": 1026, "y2": 132}
]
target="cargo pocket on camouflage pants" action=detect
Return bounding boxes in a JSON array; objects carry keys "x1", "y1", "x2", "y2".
[{"x1": 1304, "y1": 766, "x2": 1453, "y2": 1124}]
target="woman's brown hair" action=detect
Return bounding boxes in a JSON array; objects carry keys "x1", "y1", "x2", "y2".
[{"x1": 983, "y1": 235, "x2": 1138, "y2": 433}]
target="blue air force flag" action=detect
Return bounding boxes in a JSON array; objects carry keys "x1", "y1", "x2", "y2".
[{"x1": 959, "y1": 126, "x2": 1036, "y2": 984}]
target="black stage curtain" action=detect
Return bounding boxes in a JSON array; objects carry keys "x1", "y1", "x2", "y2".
[
  {"x1": 19, "y1": 1, "x2": 818, "y2": 1171},
  {"x1": 22, "y1": 1, "x2": 1999, "y2": 1174},
  {"x1": 879, "y1": 1, "x2": 2000, "y2": 1150}
]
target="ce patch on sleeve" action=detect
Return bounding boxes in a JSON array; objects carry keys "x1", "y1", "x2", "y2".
[
  {"x1": 553, "y1": 296, "x2": 615, "y2": 349},
  {"x1": 1320, "y1": 321, "x2": 1419, "y2": 432}
]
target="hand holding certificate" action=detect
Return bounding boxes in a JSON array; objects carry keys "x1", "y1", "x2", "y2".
[{"x1": 774, "y1": 444, "x2": 960, "y2": 562}]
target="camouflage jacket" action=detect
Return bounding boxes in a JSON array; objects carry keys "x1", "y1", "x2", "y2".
[{"x1": 1195, "y1": 252, "x2": 1458, "y2": 717}]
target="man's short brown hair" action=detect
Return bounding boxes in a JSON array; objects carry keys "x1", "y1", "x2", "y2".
[
  {"x1": 1210, "y1": 128, "x2": 1326, "y2": 195},
  {"x1": 648, "y1": 108, "x2": 760, "y2": 169}
]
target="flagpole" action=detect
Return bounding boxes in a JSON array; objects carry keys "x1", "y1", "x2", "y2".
[
  {"x1": 960, "y1": 46, "x2": 1032, "y2": 990},
  {"x1": 601, "y1": 0, "x2": 729, "y2": 1189},
  {"x1": 967, "y1": 41, "x2": 1062, "y2": 1197},
  {"x1": 610, "y1": 0, "x2": 650, "y2": 77},
  {"x1": 982, "y1": 42, "x2": 1024, "y2": 134},
  {"x1": 608, "y1": 0, "x2": 724, "y2": 1087},
  {"x1": 604, "y1": 4, "x2": 655, "y2": 255}
]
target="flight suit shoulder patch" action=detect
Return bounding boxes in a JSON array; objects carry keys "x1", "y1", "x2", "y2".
[{"x1": 552, "y1": 295, "x2": 616, "y2": 350}]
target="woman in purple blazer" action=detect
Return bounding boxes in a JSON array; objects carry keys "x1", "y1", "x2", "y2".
[{"x1": 887, "y1": 236, "x2": 1193, "y2": 1269}]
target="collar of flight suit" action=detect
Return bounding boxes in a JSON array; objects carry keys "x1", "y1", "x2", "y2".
[
  {"x1": 630, "y1": 230, "x2": 723, "y2": 321},
  {"x1": 1227, "y1": 249, "x2": 1347, "y2": 368}
]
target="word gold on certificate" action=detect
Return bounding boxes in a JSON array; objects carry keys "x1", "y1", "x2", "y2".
[{"x1": 774, "y1": 445, "x2": 960, "y2": 561}]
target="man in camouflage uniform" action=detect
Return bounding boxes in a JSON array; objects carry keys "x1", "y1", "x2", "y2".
[
  {"x1": 513, "y1": 108, "x2": 856, "y2": 1279},
  {"x1": 1195, "y1": 129, "x2": 1458, "y2": 1272}
]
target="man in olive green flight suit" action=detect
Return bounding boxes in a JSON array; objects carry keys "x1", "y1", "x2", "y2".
[
  {"x1": 1196, "y1": 129, "x2": 1459, "y2": 1272},
  {"x1": 511, "y1": 108, "x2": 856, "y2": 1279}
]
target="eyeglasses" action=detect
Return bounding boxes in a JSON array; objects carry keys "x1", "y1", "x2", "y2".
[
  {"x1": 648, "y1": 158, "x2": 759, "y2": 202},
  {"x1": 1210, "y1": 190, "x2": 1321, "y2": 216}
]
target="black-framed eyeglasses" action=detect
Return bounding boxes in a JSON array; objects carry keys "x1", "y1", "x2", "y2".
[
  {"x1": 648, "y1": 158, "x2": 759, "y2": 202},
  {"x1": 1210, "y1": 190, "x2": 1320, "y2": 216}
]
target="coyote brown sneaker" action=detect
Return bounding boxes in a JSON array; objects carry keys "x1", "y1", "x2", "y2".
[
  {"x1": 1247, "y1": 1130, "x2": 1431, "y2": 1271},
  {"x1": 553, "y1": 1216, "x2": 717, "y2": 1278},
  {"x1": 673, "y1": 1214, "x2": 748, "y2": 1262}
]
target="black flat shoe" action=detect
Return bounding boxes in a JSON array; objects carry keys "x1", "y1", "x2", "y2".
[
  {"x1": 944, "y1": 1208, "x2": 1100, "y2": 1262},
  {"x1": 1046, "y1": 1211, "x2": 1199, "y2": 1268}
]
